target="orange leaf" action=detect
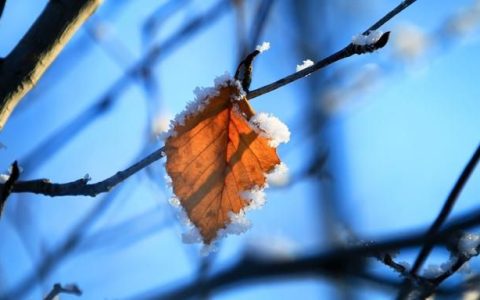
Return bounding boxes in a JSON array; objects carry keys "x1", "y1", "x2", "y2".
[{"x1": 165, "y1": 80, "x2": 282, "y2": 244}]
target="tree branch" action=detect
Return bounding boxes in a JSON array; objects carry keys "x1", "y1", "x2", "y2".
[
  {"x1": 0, "y1": 146, "x2": 166, "y2": 197},
  {"x1": 0, "y1": 0, "x2": 102, "y2": 130},
  {"x1": 246, "y1": 0, "x2": 418, "y2": 100},
  {"x1": 0, "y1": 161, "x2": 19, "y2": 216},
  {"x1": 44, "y1": 283, "x2": 82, "y2": 300},
  {"x1": 131, "y1": 205, "x2": 480, "y2": 300},
  {"x1": 410, "y1": 143, "x2": 480, "y2": 275}
]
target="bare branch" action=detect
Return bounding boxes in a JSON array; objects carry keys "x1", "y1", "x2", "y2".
[
  {"x1": 0, "y1": 0, "x2": 102, "y2": 130},
  {"x1": 0, "y1": 161, "x2": 19, "y2": 216},
  {"x1": 0, "y1": 0, "x2": 6, "y2": 20},
  {"x1": 0, "y1": 147, "x2": 166, "y2": 197},
  {"x1": 410, "y1": 143, "x2": 480, "y2": 274},
  {"x1": 131, "y1": 206, "x2": 480, "y2": 299},
  {"x1": 44, "y1": 283, "x2": 82, "y2": 300},
  {"x1": 247, "y1": 0, "x2": 418, "y2": 100}
]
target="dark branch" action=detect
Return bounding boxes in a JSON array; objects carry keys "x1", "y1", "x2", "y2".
[
  {"x1": 0, "y1": 147, "x2": 165, "y2": 197},
  {"x1": 44, "y1": 283, "x2": 82, "y2": 300},
  {"x1": 131, "y1": 206, "x2": 480, "y2": 299},
  {"x1": 0, "y1": 161, "x2": 19, "y2": 216},
  {"x1": 247, "y1": 0, "x2": 419, "y2": 99},
  {"x1": 0, "y1": 0, "x2": 102, "y2": 130},
  {"x1": 410, "y1": 143, "x2": 480, "y2": 274}
]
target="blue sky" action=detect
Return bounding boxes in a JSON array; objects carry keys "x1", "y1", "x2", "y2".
[{"x1": 0, "y1": 0, "x2": 479, "y2": 299}]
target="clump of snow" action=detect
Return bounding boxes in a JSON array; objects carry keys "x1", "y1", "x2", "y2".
[
  {"x1": 249, "y1": 113, "x2": 290, "y2": 147},
  {"x1": 0, "y1": 163, "x2": 23, "y2": 183},
  {"x1": 152, "y1": 113, "x2": 172, "y2": 138},
  {"x1": 0, "y1": 174, "x2": 9, "y2": 183},
  {"x1": 423, "y1": 258, "x2": 458, "y2": 279},
  {"x1": 222, "y1": 211, "x2": 252, "y2": 235},
  {"x1": 422, "y1": 264, "x2": 445, "y2": 279},
  {"x1": 256, "y1": 41, "x2": 270, "y2": 53},
  {"x1": 230, "y1": 79, "x2": 247, "y2": 102},
  {"x1": 459, "y1": 233, "x2": 480, "y2": 257},
  {"x1": 266, "y1": 162, "x2": 289, "y2": 187},
  {"x1": 241, "y1": 187, "x2": 266, "y2": 209},
  {"x1": 296, "y1": 59, "x2": 314, "y2": 72},
  {"x1": 352, "y1": 30, "x2": 383, "y2": 46}
]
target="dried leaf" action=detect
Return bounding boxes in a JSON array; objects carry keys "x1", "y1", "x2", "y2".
[{"x1": 165, "y1": 80, "x2": 281, "y2": 244}]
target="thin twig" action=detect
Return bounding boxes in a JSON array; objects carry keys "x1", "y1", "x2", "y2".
[
  {"x1": 247, "y1": 0, "x2": 418, "y2": 100},
  {"x1": 44, "y1": 283, "x2": 82, "y2": 300},
  {"x1": 2, "y1": 147, "x2": 166, "y2": 197},
  {"x1": 410, "y1": 143, "x2": 480, "y2": 275}
]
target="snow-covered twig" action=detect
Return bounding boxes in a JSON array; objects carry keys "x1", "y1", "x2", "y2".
[{"x1": 246, "y1": 0, "x2": 419, "y2": 100}]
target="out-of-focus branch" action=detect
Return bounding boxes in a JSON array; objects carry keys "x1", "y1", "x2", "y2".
[
  {"x1": 410, "y1": 143, "x2": 480, "y2": 275},
  {"x1": 0, "y1": 0, "x2": 6, "y2": 19},
  {"x1": 0, "y1": 0, "x2": 102, "y2": 130},
  {"x1": 43, "y1": 283, "x2": 82, "y2": 300},
  {"x1": 247, "y1": 0, "x2": 418, "y2": 100},
  {"x1": 0, "y1": 146, "x2": 166, "y2": 197},
  {"x1": 131, "y1": 205, "x2": 480, "y2": 299},
  {"x1": 397, "y1": 144, "x2": 480, "y2": 299},
  {"x1": 0, "y1": 161, "x2": 19, "y2": 216}
]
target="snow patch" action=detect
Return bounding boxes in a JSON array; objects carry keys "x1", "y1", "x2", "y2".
[
  {"x1": 266, "y1": 162, "x2": 289, "y2": 186},
  {"x1": 256, "y1": 41, "x2": 270, "y2": 53},
  {"x1": 296, "y1": 59, "x2": 314, "y2": 72},
  {"x1": 249, "y1": 113, "x2": 291, "y2": 147},
  {"x1": 0, "y1": 174, "x2": 9, "y2": 183},
  {"x1": 459, "y1": 233, "x2": 480, "y2": 257},
  {"x1": 241, "y1": 187, "x2": 266, "y2": 209},
  {"x1": 352, "y1": 30, "x2": 383, "y2": 46}
]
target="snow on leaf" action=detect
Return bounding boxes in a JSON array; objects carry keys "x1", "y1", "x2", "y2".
[{"x1": 164, "y1": 78, "x2": 286, "y2": 244}]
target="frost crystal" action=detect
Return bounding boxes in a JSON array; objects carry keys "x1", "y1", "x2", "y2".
[
  {"x1": 256, "y1": 41, "x2": 270, "y2": 53},
  {"x1": 352, "y1": 30, "x2": 383, "y2": 46},
  {"x1": 249, "y1": 113, "x2": 291, "y2": 147},
  {"x1": 266, "y1": 162, "x2": 289, "y2": 186},
  {"x1": 241, "y1": 187, "x2": 266, "y2": 209},
  {"x1": 296, "y1": 59, "x2": 314, "y2": 72},
  {"x1": 223, "y1": 211, "x2": 252, "y2": 235},
  {"x1": 459, "y1": 233, "x2": 480, "y2": 257},
  {"x1": 422, "y1": 264, "x2": 444, "y2": 279}
]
